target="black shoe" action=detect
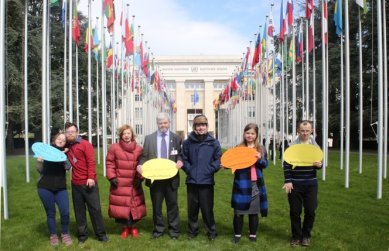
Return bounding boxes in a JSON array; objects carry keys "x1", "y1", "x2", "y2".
[
  {"x1": 249, "y1": 236, "x2": 257, "y2": 242},
  {"x1": 98, "y1": 236, "x2": 109, "y2": 242},
  {"x1": 290, "y1": 239, "x2": 301, "y2": 247},
  {"x1": 151, "y1": 232, "x2": 163, "y2": 239},
  {"x1": 187, "y1": 233, "x2": 197, "y2": 240},
  {"x1": 232, "y1": 235, "x2": 241, "y2": 244},
  {"x1": 301, "y1": 238, "x2": 310, "y2": 246},
  {"x1": 208, "y1": 233, "x2": 217, "y2": 241}
]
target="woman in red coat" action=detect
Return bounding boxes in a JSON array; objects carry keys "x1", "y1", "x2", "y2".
[{"x1": 106, "y1": 124, "x2": 146, "y2": 239}]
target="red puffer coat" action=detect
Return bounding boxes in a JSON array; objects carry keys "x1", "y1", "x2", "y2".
[{"x1": 106, "y1": 140, "x2": 146, "y2": 220}]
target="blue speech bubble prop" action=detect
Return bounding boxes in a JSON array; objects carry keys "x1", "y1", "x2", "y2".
[{"x1": 32, "y1": 142, "x2": 67, "y2": 162}]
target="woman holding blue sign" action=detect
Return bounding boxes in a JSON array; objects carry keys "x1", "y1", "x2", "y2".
[
  {"x1": 37, "y1": 133, "x2": 73, "y2": 247},
  {"x1": 106, "y1": 124, "x2": 146, "y2": 239},
  {"x1": 230, "y1": 123, "x2": 268, "y2": 244}
]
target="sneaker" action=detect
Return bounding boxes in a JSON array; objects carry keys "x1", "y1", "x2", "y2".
[
  {"x1": 249, "y1": 235, "x2": 257, "y2": 242},
  {"x1": 61, "y1": 233, "x2": 73, "y2": 246},
  {"x1": 208, "y1": 233, "x2": 217, "y2": 241},
  {"x1": 98, "y1": 235, "x2": 110, "y2": 242},
  {"x1": 290, "y1": 239, "x2": 301, "y2": 247},
  {"x1": 302, "y1": 238, "x2": 311, "y2": 246},
  {"x1": 50, "y1": 234, "x2": 59, "y2": 246},
  {"x1": 130, "y1": 226, "x2": 139, "y2": 238}
]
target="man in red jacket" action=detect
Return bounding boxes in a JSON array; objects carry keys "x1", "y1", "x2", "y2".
[{"x1": 65, "y1": 122, "x2": 108, "y2": 244}]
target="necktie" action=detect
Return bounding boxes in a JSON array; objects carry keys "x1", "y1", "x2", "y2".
[{"x1": 161, "y1": 133, "x2": 167, "y2": 158}]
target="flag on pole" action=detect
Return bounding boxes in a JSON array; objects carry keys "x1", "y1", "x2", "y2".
[
  {"x1": 72, "y1": 13, "x2": 80, "y2": 45},
  {"x1": 286, "y1": 0, "x2": 294, "y2": 27},
  {"x1": 323, "y1": 0, "x2": 328, "y2": 44},
  {"x1": 355, "y1": 0, "x2": 367, "y2": 14},
  {"x1": 280, "y1": 0, "x2": 286, "y2": 42},
  {"x1": 334, "y1": 0, "x2": 343, "y2": 36},
  {"x1": 106, "y1": 43, "x2": 113, "y2": 68},
  {"x1": 306, "y1": 0, "x2": 314, "y2": 19},
  {"x1": 308, "y1": 13, "x2": 314, "y2": 52},
  {"x1": 261, "y1": 23, "x2": 267, "y2": 58},
  {"x1": 243, "y1": 46, "x2": 250, "y2": 71},
  {"x1": 50, "y1": 0, "x2": 59, "y2": 7},
  {"x1": 103, "y1": 0, "x2": 115, "y2": 33},
  {"x1": 288, "y1": 38, "x2": 295, "y2": 66},
  {"x1": 267, "y1": 11, "x2": 275, "y2": 56},
  {"x1": 124, "y1": 18, "x2": 134, "y2": 56},
  {"x1": 84, "y1": 27, "x2": 92, "y2": 53},
  {"x1": 252, "y1": 32, "x2": 261, "y2": 69},
  {"x1": 296, "y1": 22, "x2": 303, "y2": 63},
  {"x1": 193, "y1": 89, "x2": 199, "y2": 106},
  {"x1": 61, "y1": 0, "x2": 66, "y2": 28}
]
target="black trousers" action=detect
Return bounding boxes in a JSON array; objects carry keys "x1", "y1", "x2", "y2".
[
  {"x1": 288, "y1": 183, "x2": 318, "y2": 240},
  {"x1": 149, "y1": 180, "x2": 180, "y2": 237},
  {"x1": 71, "y1": 184, "x2": 107, "y2": 241},
  {"x1": 187, "y1": 184, "x2": 216, "y2": 236}
]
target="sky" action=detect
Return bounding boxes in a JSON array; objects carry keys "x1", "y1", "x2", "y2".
[{"x1": 78, "y1": 0, "x2": 305, "y2": 57}]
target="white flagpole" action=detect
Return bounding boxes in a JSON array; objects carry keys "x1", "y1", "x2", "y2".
[
  {"x1": 63, "y1": 0, "x2": 67, "y2": 124},
  {"x1": 281, "y1": 41, "x2": 285, "y2": 161},
  {"x1": 42, "y1": 0, "x2": 48, "y2": 144},
  {"x1": 96, "y1": 50, "x2": 100, "y2": 164},
  {"x1": 24, "y1": 1, "x2": 30, "y2": 183},
  {"x1": 87, "y1": 0, "x2": 92, "y2": 143},
  {"x1": 68, "y1": 0, "x2": 73, "y2": 122},
  {"x1": 358, "y1": 8, "x2": 363, "y2": 174},
  {"x1": 273, "y1": 56, "x2": 276, "y2": 164},
  {"x1": 76, "y1": 46, "x2": 79, "y2": 128},
  {"x1": 383, "y1": 0, "x2": 388, "y2": 179},
  {"x1": 340, "y1": 34, "x2": 344, "y2": 170},
  {"x1": 345, "y1": 0, "x2": 350, "y2": 188},
  {"x1": 101, "y1": 18, "x2": 107, "y2": 176},
  {"x1": 321, "y1": 0, "x2": 327, "y2": 180},
  {"x1": 305, "y1": 19, "x2": 310, "y2": 119},
  {"x1": 376, "y1": 0, "x2": 384, "y2": 199},
  {"x1": 312, "y1": 11, "x2": 316, "y2": 139},
  {"x1": 1, "y1": 0, "x2": 8, "y2": 220},
  {"x1": 111, "y1": 35, "x2": 116, "y2": 144},
  {"x1": 292, "y1": 25, "x2": 296, "y2": 137}
]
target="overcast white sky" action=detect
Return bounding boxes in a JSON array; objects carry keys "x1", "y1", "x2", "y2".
[{"x1": 78, "y1": 0, "x2": 306, "y2": 56}]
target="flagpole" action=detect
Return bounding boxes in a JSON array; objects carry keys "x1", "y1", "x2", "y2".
[
  {"x1": 272, "y1": 53, "x2": 276, "y2": 164},
  {"x1": 87, "y1": 0, "x2": 92, "y2": 143},
  {"x1": 68, "y1": 0, "x2": 73, "y2": 122},
  {"x1": 101, "y1": 16, "x2": 107, "y2": 176},
  {"x1": 96, "y1": 24, "x2": 100, "y2": 165},
  {"x1": 0, "y1": 0, "x2": 8, "y2": 220},
  {"x1": 42, "y1": 0, "x2": 48, "y2": 144},
  {"x1": 340, "y1": 33, "x2": 344, "y2": 170},
  {"x1": 321, "y1": 0, "x2": 327, "y2": 180},
  {"x1": 312, "y1": 11, "x2": 316, "y2": 139},
  {"x1": 376, "y1": 0, "x2": 384, "y2": 199},
  {"x1": 63, "y1": 0, "x2": 67, "y2": 125},
  {"x1": 281, "y1": 41, "x2": 285, "y2": 161},
  {"x1": 111, "y1": 34, "x2": 116, "y2": 144},
  {"x1": 24, "y1": 1, "x2": 30, "y2": 183},
  {"x1": 76, "y1": 47, "x2": 79, "y2": 128},
  {"x1": 47, "y1": 6, "x2": 51, "y2": 142},
  {"x1": 345, "y1": 0, "x2": 350, "y2": 188},
  {"x1": 305, "y1": 18, "x2": 309, "y2": 120},
  {"x1": 292, "y1": 23, "x2": 296, "y2": 137},
  {"x1": 383, "y1": 0, "x2": 388, "y2": 179},
  {"x1": 358, "y1": 7, "x2": 363, "y2": 174}
]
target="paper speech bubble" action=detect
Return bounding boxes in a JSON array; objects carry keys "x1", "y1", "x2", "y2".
[
  {"x1": 141, "y1": 158, "x2": 178, "y2": 183},
  {"x1": 221, "y1": 147, "x2": 258, "y2": 173},
  {"x1": 31, "y1": 142, "x2": 67, "y2": 162},
  {"x1": 284, "y1": 144, "x2": 323, "y2": 168}
]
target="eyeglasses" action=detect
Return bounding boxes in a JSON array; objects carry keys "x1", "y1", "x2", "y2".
[{"x1": 65, "y1": 130, "x2": 77, "y2": 135}]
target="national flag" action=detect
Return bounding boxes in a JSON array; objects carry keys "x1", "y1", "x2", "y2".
[
  {"x1": 84, "y1": 27, "x2": 92, "y2": 53},
  {"x1": 308, "y1": 14, "x2": 314, "y2": 52},
  {"x1": 61, "y1": 0, "x2": 66, "y2": 28},
  {"x1": 279, "y1": 0, "x2": 287, "y2": 43},
  {"x1": 50, "y1": 0, "x2": 59, "y2": 7},
  {"x1": 306, "y1": 0, "x2": 314, "y2": 20},
  {"x1": 323, "y1": 0, "x2": 328, "y2": 44},
  {"x1": 124, "y1": 18, "x2": 134, "y2": 56},
  {"x1": 92, "y1": 25, "x2": 100, "y2": 61},
  {"x1": 261, "y1": 22, "x2": 267, "y2": 57},
  {"x1": 288, "y1": 38, "x2": 295, "y2": 66},
  {"x1": 267, "y1": 11, "x2": 275, "y2": 56},
  {"x1": 243, "y1": 47, "x2": 250, "y2": 71},
  {"x1": 286, "y1": 0, "x2": 294, "y2": 27},
  {"x1": 296, "y1": 22, "x2": 303, "y2": 63},
  {"x1": 334, "y1": 0, "x2": 342, "y2": 36},
  {"x1": 106, "y1": 43, "x2": 113, "y2": 68},
  {"x1": 142, "y1": 51, "x2": 149, "y2": 77},
  {"x1": 72, "y1": 13, "x2": 80, "y2": 46},
  {"x1": 355, "y1": 0, "x2": 367, "y2": 14},
  {"x1": 103, "y1": 0, "x2": 115, "y2": 33},
  {"x1": 252, "y1": 32, "x2": 261, "y2": 69}
]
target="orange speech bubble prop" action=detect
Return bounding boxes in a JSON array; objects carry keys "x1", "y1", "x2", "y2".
[{"x1": 221, "y1": 147, "x2": 258, "y2": 173}]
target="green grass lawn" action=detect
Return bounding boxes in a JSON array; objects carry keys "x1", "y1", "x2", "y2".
[{"x1": 1, "y1": 151, "x2": 389, "y2": 251}]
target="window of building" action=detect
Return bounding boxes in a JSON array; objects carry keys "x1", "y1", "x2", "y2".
[
  {"x1": 248, "y1": 106, "x2": 256, "y2": 118},
  {"x1": 135, "y1": 107, "x2": 143, "y2": 119},
  {"x1": 135, "y1": 94, "x2": 142, "y2": 102},
  {"x1": 184, "y1": 82, "x2": 205, "y2": 90},
  {"x1": 135, "y1": 124, "x2": 143, "y2": 135}
]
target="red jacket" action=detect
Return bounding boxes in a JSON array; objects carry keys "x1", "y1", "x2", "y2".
[
  {"x1": 106, "y1": 140, "x2": 146, "y2": 220},
  {"x1": 67, "y1": 137, "x2": 96, "y2": 185}
]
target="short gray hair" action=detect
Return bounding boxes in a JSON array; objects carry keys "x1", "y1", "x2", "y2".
[{"x1": 156, "y1": 112, "x2": 170, "y2": 123}]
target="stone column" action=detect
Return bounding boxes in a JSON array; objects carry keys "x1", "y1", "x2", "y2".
[{"x1": 204, "y1": 79, "x2": 215, "y2": 134}]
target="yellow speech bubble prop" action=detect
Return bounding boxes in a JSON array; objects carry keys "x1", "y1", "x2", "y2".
[
  {"x1": 284, "y1": 144, "x2": 323, "y2": 168},
  {"x1": 221, "y1": 147, "x2": 258, "y2": 173},
  {"x1": 142, "y1": 158, "x2": 178, "y2": 183}
]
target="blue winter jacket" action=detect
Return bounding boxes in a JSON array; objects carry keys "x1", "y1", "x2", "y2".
[{"x1": 182, "y1": 132, "x2": 222, "y2": 185}]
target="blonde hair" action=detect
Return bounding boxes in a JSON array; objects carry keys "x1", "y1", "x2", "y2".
[
  {"x1": 238, "y1": 123, "x2": 265, "y2": 156},
  {"x1": 117, "y1": 124, "x2": 136, "y2": 141}
]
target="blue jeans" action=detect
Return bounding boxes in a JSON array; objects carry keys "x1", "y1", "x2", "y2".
[{"x1": 38, "y1": 188, "x2": 70, "y2": 235}]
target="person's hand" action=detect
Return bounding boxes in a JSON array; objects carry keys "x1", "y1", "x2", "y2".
[
  {"x1": 176, "y1": 160, "x2": 183, "y2": 169},
  {"x1": 313, "y1": 161, "x2": 322, "y2": 168},
  {"x1": 136, "y1": 165, "x2": 142, "y2": 174},
  {"x1": 282, "y1": 182, "x2": 293, "y2": 193},
  {"x1": 37, "y1": 157, "x2": 44, "y2": 163},
  {"x1": 63, "y1": 148, "x2": 69, "y2": 153},
  {"x1": 256, "y1": 151, "x2": 262, "y2": 159},
  {"x1": 86, "y1": 178, "x2": 95, "y2": 188},
  {"x1": 109, "y1": 178, "x2": 118, "y2": 189}
]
